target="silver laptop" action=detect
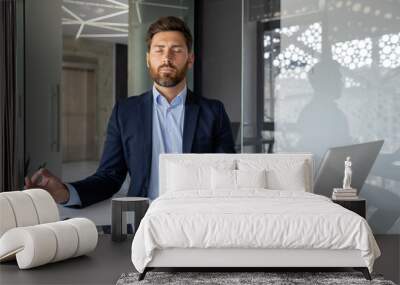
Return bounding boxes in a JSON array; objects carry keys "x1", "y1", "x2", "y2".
[{"x1": 313, "y1": 140, "x2": 384, "y2": 196}]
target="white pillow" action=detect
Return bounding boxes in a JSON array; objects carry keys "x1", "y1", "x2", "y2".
[
  {"x1": 237, "y1": 169, "x2": 267, "y2": 188},
  {"x1": 166, "y1": 163, "x2": 210, "y2": 191},
  {"x1": 166, "y1": 159, "x2": 235, "y2": 192},
  {"x1": 267, "y1": 166, "x2": 306, "y2": 191},
  {"x1": 211, "y1": 168, "x2": 267, "y2": 190},
  {"x1": 237, "y1": 159, "x2": 308, "y2": 191},
  {"x1": 211, "y1": 168, "x2": 236, "y2": 190}
]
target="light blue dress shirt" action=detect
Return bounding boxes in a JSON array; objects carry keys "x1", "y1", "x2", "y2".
[
  {"x1": 148, "y1": 85, "x2": 186, "y2": 199},
  {"x1": 63, "y1": 183, "x2": 81, "y2": 206},
  {"x1": 63, "y1": 85, "x2": 186, "y2": 206}
]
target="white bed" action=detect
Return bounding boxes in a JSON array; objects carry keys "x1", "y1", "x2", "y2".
[{"x1": 131, "y1": 154, "x2": 380, "y2": 280}]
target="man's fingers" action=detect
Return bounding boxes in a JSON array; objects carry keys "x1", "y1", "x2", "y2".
[
  {"x1": 31, "y1": 168, "x2": 47, "y2": 185},
  {"x1": 25, "y1": 168, "x2": 57, "y2": 190},
  {"x1": 40, "y1": 168, "x2": 53, "y2": 178},
  {"x1": 39, "y1": 176, "x2": 50, "y2": 188}
]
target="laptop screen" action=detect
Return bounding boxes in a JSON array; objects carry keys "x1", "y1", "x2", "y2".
[{"x1": 313, "y1": 140, "x2": 384, "y2": 197}]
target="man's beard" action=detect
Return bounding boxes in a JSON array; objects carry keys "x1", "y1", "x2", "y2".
[{"x1": 148, "y1": 62, "x2": 188, "y2": 87}]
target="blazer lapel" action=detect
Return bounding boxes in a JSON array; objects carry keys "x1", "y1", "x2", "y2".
[
  {"x1": 141, "y1": 91, "x2": 153, "y2": 186},
  {"x1": 182, "y1": 90, "x2": 199, "y2": 153}
]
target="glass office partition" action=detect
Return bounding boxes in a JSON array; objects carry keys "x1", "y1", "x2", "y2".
[{"x1": 241, "y1": 0, "x2": 400, "y2": 234}]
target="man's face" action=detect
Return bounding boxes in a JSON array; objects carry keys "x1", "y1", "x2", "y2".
[{"x1": 147, "y1": 31, "x2": 194, "y2": 88}]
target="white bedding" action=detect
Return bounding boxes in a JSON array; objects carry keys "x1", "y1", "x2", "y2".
[{"x1": 131, "y1": 190, "x2": 380, "y2": 273}]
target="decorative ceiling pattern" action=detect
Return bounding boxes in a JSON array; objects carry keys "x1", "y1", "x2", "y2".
[
  {"x1": 62, "y1": 0, "x2": 129, "y2": 42},
  {"x1": 61, "y1": 0, "x2": 189, "y2": 43}
]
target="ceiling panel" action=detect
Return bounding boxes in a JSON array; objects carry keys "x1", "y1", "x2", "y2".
[
  {"x1": 62, "y1": 0, "x2": 193, "y2": 44},
  {"x1": 62, "y1": 0, "x2": 129, "y2": 43}
]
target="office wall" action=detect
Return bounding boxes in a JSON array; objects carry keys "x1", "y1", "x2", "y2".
[
  {"x1": 62, "y1": 68, "x2": 97, "y2": 162},
  {"x1": 198, "y1": 0, "x2": 242, "y2": 123},
  {"x1": 241, "y1": 9, "x2": 258, "y2": 144},
  {"x1": 63, "y1": 36, "x2": 114, "y2": 159},
  {"x1": 25, "y1": 0, "x2": 62, "y2": 177}
]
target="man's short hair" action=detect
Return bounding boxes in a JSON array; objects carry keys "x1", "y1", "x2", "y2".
[{"x1": 146, "y1": 16, "x2": 192, "y2": 52}]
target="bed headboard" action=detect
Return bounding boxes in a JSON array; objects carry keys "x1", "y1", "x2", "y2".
[{"x1": 159, "y1": 153, "x2": 314, "y2": 195}]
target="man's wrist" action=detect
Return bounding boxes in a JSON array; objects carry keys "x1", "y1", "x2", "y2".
[{"x1": 58, "y1": 184, "x2": 70, "y2": 204}]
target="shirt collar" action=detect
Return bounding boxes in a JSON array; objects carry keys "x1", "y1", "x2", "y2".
[{"x1": 152, "y1": 84, "x2": 187, "y2": 108}]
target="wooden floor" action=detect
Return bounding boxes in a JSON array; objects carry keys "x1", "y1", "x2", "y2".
[
  {"x1": 0, "y1": 234, "x2": 398, "y2": 284},
  {"x1": 374, "y1": 234, "x2": 400, "y2": 284}
]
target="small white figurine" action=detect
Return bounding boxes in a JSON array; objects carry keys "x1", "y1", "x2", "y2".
[{"x1": 343, "y1": 156, "x2": 352, "y2": 189}]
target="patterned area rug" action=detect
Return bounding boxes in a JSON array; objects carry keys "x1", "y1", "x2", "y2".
[{"x1": 116, "y1": 271, "x2": 396, "y2": 285}]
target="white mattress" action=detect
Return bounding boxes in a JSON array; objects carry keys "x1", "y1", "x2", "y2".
[{"x1": 131, "y1": 190, "x2": 380, "y2": 273}]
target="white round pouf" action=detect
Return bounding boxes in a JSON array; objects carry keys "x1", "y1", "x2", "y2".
[
  {"x1": 65, "y1": 218, "x2": 98, "y2": 257},
  {"x1": 1, "y1": 191, "x2": 39, "y2": 227},
  {"x1": 0, "y1": 218, "x2": 98, "y2": 269},
  {"x1": 0, "y1": 189, "x2": 98, "y2": 269},
  {"x1": 42, "y1": 221, "x2": 79, "y2": 262},
  {"x1": 24, "y1": 189, "x2": 59, "y2": 224},
  {"x1": 0, "y1": 225, "x2": 57, "y2": 269},
  {"x1": 0, "y1": 196, "x2": 17, "y2": 237}
]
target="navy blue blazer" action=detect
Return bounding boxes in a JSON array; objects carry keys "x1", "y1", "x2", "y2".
[{"x1": 71, "y1": 90, "x2": 235, "y2": 207}]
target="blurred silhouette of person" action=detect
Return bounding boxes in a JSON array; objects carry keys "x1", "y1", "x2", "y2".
[{"x1": 296, "y1": 58, "x2": 352, "y2": 166}]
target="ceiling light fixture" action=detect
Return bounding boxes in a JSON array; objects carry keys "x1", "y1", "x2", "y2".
[{"x1": 62, "y1": 0, "x2": 189, "y2": 40}]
